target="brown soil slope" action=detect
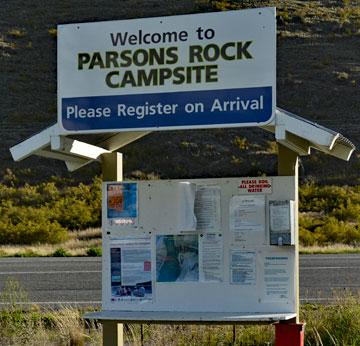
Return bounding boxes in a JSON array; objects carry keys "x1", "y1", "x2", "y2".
[{"x1": 0, "y1": 0, "x2": 359, "y2": 184}]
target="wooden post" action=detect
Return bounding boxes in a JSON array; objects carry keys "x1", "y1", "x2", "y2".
[
  {"x1": 102, "y1": 152, "x2": 123, "y2": 182},
  {"x1": 101, "y1": 152, "x2": 124, "y2": 346},
  {"x1": 277, "y1": 144, "x2": 300, "y2": 323},
  {"x1": 102, "y1": 321, "x2": 124, "y2": 346},
  {"x1": 277, "y1": 145, "x2": 299, "y2": 177}
]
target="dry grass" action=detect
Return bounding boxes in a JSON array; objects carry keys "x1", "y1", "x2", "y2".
[
  {"x1": 0, "y1": 228, "x2": 101, "y2": 257},
  {"x1": 0, "y1": 278, "x2": 102, "y2": 345},
  {"x1": 300, "y1": 243, "x2": 360, "y2": 254},
  {"x1": 2, "y1": 277, "x2": 360, "y2": 345},
  {"x1": 137, "y1": 324, "x2": 273, "y2": 345},
  {"x1": 50, "y1": 307, "x2": 100, "y2": 345},
  {"x1": 1, "y1": 231, "x2": 359, "y2": 256},
  {"x1": 0, "y1": 306, "x2": 102, "y2": 346}
]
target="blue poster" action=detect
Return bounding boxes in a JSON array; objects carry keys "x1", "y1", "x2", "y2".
[
  {"x1": 156, "y1": 235, "x2": 199, "y2": 282},
  {"x1": 107, "y1": 183, "x2": 137, "y2": 220}
]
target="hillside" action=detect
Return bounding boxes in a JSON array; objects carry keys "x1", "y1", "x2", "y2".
[{"x1": 1, "y1": 0, "x2": 359, "y2": 185}]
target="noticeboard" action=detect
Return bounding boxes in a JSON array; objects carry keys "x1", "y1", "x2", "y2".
[
  {"x1": 57, "y1": 8, "x2": 276, "y2": 134},
  {"x1": 101, "y1": 177, "x2": 296, "y2": 316}
]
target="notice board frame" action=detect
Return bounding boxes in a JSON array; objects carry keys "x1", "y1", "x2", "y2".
[{"x1": 100, "y1": 176, "x2": 297, "y2": 318}]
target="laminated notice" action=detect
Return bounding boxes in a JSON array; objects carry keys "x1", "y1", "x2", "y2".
[{"x1": 110, "y1": 237, "x2": 152, "y2": 302}]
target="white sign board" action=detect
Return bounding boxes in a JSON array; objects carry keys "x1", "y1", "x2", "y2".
[
  {"x1": 102, "y1": 177, "x2": 296, "y2": 316},
  {"x1": 58, "y1": 8, "x2": 276, "y2": 133}
]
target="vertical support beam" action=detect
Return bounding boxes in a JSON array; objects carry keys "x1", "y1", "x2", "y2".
[
  {"x1": 101, "y1": 151, "x2": 124, "y2": 346},
  {"x1": 277, "y1": 144, "x2": 300, "y2": 323},
  {"x1": 277, "y1": 145, "x2": 299, "y2": 177},
  {"x1": 102, "y1": 152, "x2": 123, "y2": 181},
  {"x1": 102, "y1": 321, "x2": 124, "y2": 346}
]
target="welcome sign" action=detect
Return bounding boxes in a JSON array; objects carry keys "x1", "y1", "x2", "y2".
[{"x1": 57, "y1": 8, "x2": 276, "y2": 133}]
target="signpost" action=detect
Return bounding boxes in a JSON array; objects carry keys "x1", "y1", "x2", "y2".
[
  {"x1": 57, "y1": 8, "x2": 276, "y2": 133},
  {"x1": 14, "y1": 6, "x2": 356, "y2": 345},
  {"x1": 8, "y1": 1, "x2": 356, "y2": 343},
  {"x1": 57, "y1": 7, "x2": 302, "y2": 345}
]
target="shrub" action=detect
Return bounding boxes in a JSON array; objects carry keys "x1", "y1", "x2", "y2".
[
  {"x1": 13, "y1": 250, "x2": 40, "y2": 257},
  {"x1": 0, "y1": 219, "x2": 68, "y2": 245},
  {"x1": 54, "y1": 197, "x2": 96, "y2": 230},
  {"x1": 0, "y1": 176, "x2": 101, "y2": 245},
  {"x1": 299, "y1": 227, "x2": 316, "y2": 246},
  {"x1": 52, "y1": 248, "x2": 70, "y2": 257},
  {"x1": 7, "y1": 29, "x2": 26, "y2": 38},
  {"x1": 299, "y1": 184, "x2": 360, "y2": 246},
  {"x1": 48, "y1": 28, "x2": 57, "y2": 38},
  {"x1": 233, "y1": 136, "x2": 249, "y2": 150},
  {"x1": 86, "y1": 247, "x2": 102, "y2": 257},
  {"x1": 318, "y1": 218, "x2": 360, "y2": 245}
]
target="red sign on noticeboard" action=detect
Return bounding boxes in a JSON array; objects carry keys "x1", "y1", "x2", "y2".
[{"x1": 238, "y1": 178, "x2": 272, "y2": 193}]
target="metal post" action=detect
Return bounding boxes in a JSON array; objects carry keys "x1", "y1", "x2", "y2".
[{"x1": 101, "y1": 152, "x2": 124, "y2": 346}]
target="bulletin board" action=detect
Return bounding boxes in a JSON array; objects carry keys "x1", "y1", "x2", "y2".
[{"x1": 101, "y1": 177, "x2": 297, "y2": 316}]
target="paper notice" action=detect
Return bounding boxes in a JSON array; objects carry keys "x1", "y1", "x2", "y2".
[
  {"x1": 110, "y1": 237, "x2": 152, "y2": 302},
  {"x1": 263, "y1": 255, "x2": 290, "y2": 301},
  {"x1": 269, "y1": 201, "x2": 291, "y2": 232},
  {"x1": 230, "y1": 250, "x2": 256, "y2": 285},
  {"x1": 199, "y1": 233, "x2": 223, "y2": 282},
  {"x1": 229, "y1": 195, "x2": 265, "y2": 242},
  {"x1": 177, "y1": 182, "x2": 197, "y2": 231},
  {"x1": 194, "y1": 185, "x2": 221, "y2": 232}
]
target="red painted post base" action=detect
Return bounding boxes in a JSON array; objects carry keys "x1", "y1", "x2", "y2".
[{"x1": 275, "y1": 322, "x2": 305, "y2": 346}]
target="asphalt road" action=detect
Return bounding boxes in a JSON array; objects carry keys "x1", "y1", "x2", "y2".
[
  {"x1": 299, "y1": 254, "x2": 360, "y2": 303},
  {"x1": 0, "y1": 254, "x2": 359, "y2": 307},
  {"x1": 0, "y1": 257, "x2": 101, "y2": 307}
]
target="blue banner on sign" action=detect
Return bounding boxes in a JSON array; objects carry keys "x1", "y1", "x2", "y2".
[{"x1": 61, "y1": 87, "x2": 272, "y2": 131}]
